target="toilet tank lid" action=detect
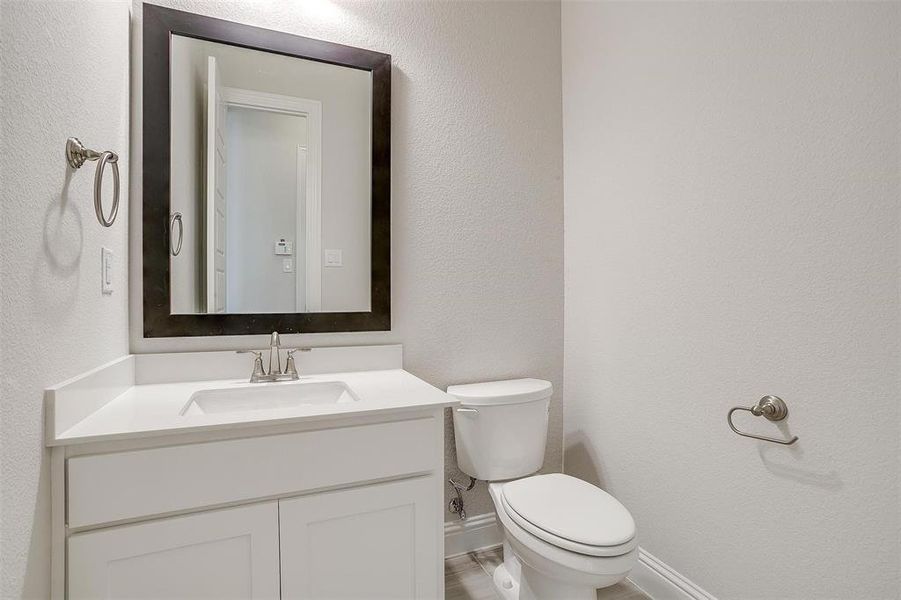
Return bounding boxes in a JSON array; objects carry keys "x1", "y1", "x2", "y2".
[{"x1": 446, "y1": 378, "x2": 552, "y2": 406}]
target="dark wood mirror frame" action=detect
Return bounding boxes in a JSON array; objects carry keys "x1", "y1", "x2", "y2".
[{"x1": 142, "y1": 4, "x2": 390, "y2": 337}]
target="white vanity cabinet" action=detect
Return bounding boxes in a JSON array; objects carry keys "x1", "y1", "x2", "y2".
[
  {"x1": 279, "y1": 477, "x2": 439, "y2": 599},
  {"x1": 57, "y1": 411, "x2": 446, "y2": 600},
  {"x1": 68, "y1": 502, "x2": 281, "y2": 599}
]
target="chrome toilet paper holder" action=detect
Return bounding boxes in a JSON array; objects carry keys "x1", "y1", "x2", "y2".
[{"x1": 727, "y1": 395, "x2": 799, "y2": 445}]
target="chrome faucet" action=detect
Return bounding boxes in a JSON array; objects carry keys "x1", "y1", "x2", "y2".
[
  {"x1": 268, "y1": 331, "x2": 283, "y2": 375},
  {"x1": 238, "y1": 331, "x2": 309, "y2": 383}
]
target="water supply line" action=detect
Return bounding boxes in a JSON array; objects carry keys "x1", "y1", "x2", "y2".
[{"x1": 448, "y1": 476, "x2": 476, "y2": 520}]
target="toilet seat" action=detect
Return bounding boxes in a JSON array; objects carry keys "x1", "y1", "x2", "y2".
[{"x1": 500, "y1": 474, "x2": 637, "y2": 557}]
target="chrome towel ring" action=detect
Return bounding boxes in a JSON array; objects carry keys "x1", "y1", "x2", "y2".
[
  {"x1": 169, "y1": 212, "x2": 184, "y2": 256},
  {"x1": 66, "y1": 137, "x2": 120, "y2": 227},
  {"x1": 727, "y1": 395, "x2": 799, "y2": 445}
]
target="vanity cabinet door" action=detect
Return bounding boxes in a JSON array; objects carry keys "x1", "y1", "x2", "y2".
[
  {"x1": 68, "y1": 502, "x2": 280, "y2": 600},
  {"x1": 279, "y1": 477, "x2": 441, "y2": 600}
]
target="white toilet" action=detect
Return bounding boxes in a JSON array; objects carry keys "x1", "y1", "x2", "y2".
[{"x1": 448, "y1": 379, "x2": 637, "y2": 600}]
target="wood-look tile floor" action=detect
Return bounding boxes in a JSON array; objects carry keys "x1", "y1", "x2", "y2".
[{"x1": 445, "y1": 546, "x2": 650, "y2": 600}]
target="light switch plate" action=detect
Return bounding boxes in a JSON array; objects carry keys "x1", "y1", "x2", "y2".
[
  {"x1": 282, "y1": 258, "x2": 294, "y2": 273},
  {"x1": 324, "y1": 249, "x2": 343, "y2": 267},
  {"x1": 101, "y1": 247, "x2": 113, "y2": 295}
]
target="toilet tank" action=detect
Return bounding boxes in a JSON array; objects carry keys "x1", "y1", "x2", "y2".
[{"x1": 447, "y1": 379, "x2": 551, "y2": 481}]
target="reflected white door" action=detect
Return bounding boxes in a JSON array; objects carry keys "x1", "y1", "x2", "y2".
[
  {"x1": 279, "y1": 477, "x2": 441, "y2": 599},
  {"x1": 206, "y1": 55, "x2": 228, "y2": 313},
  {"x1": 68, "y1": 502, "x2": 280, "y2": 600}
]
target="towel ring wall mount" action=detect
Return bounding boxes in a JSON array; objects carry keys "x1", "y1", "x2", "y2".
[
  {"x1": 66, "y1": 137, "x2": 120, "y2": 227},
  {"x1": 727, "y1": 395, "x2": 799, "y2": 445}
]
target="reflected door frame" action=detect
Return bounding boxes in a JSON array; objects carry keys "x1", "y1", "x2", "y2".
[{"x1": 220, "y1": 86, "x2": 323, "y2": 312}]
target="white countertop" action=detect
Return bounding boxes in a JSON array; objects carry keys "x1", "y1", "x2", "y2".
[{"x1": 52, "y1": 369, "x2": 456, "y2": 446}]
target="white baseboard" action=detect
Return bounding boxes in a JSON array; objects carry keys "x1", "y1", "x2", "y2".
[
  {"x1": 628, "y1": 548, "x2": 717, "y2": 600},
  {"x1": 443, "y1": 514, "x2": 715, "y2": 600},
  {"x1": 444, "y1": 512, "x2": 503, "y2": 557}
]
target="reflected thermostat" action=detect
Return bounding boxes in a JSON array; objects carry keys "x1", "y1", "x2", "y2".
[{"x1": 274, "y1": 239, "x2": 294, "y2": 255}]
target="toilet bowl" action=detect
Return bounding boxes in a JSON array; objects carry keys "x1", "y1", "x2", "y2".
[
  {"x1": 448, "y1": 379, "x2": 638, "y2": 600},
  {"x1": 489, "y1": 477, "x2": 637, "y2": 600}
]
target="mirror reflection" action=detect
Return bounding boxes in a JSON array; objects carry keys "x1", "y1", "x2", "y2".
[{"x1": 169, "y1": 35, "x2": 372, "y2": 314}]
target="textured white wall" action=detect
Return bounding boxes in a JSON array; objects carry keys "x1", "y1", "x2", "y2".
[
  {"x1": 130, "y1": 1, "x2": 563, "y2": 522},
  {"x1": 0, "y1": 2, "x2": 131, "y2": 597},
  {"x1": 562, "y1": 2, "x2": 900, "y2": 598}
]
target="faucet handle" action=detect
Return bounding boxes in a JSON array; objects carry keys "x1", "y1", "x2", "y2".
[
  {"x1": 237, "y1": 350, "x2": 266, "y2": 380},
  {"x1": 283, "y1": 348, "x2": 310, "y2": 379}
]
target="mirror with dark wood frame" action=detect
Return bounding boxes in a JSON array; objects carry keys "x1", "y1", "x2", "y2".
[{"x1": 142, "y1": 4, "x2": 390, "y2": 337}]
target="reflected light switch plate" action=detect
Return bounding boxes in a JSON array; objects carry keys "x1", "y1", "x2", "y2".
[
  {"x1": 282, "y1": 258, "x2": 294, "y2": 273},
  {"x1": 324, "y1": 249, "x2": 343, "y2": 267},
  {"x1": 101, "y1": 247, "x2": 113, "y2": 295}
]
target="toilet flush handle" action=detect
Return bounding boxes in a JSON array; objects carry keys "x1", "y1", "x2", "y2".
[{"x1": 456, "y1": 407, "x2": 479, "y2": 415}]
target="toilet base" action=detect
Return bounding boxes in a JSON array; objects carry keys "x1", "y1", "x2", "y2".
[
  {"x1": 491, "y1": 541, "x2": 521, "y2": 600},
  {"x1": 489, "y1": 542, "x2": 609, "y2": 600},
  {"x1": 518, "y1": 561, "x2": 597, "y2": 600},
  {"x1": 492, "y1": 563, "x2": 519, "y2": 600}
]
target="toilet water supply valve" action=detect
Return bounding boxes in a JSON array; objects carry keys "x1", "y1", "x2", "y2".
[{"x1": 448, "y1": 476, "x2": 477, "y2": 520}]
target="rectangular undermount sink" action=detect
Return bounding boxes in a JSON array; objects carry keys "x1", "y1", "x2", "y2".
[{"x1": 181, "y1": 381, "x2": 359, "y2": 416}]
